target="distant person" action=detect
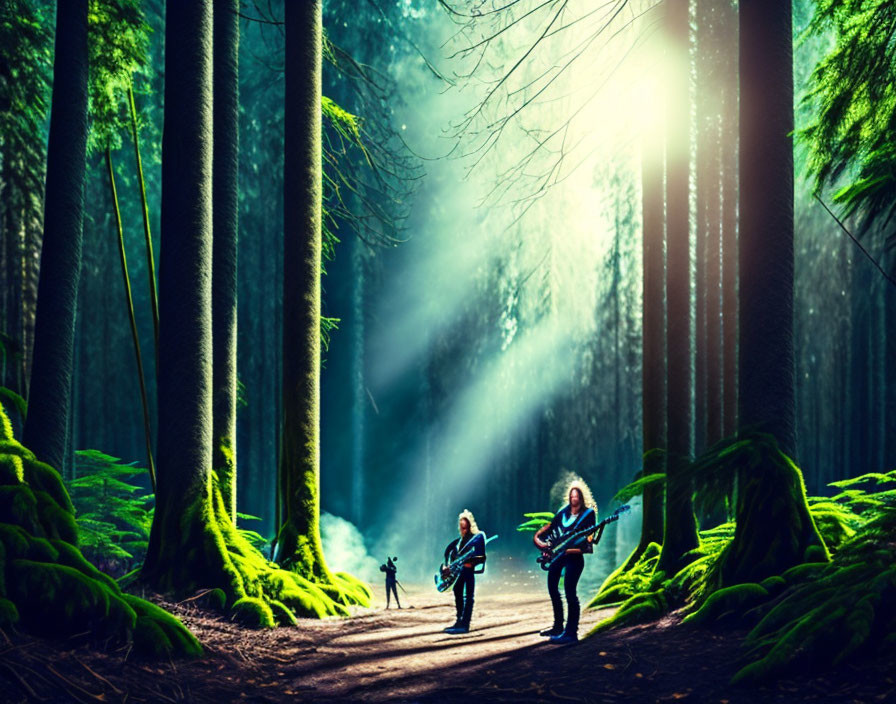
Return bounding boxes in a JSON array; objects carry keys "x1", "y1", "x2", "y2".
[
  {"x1": 440, "y1": 509, "x2": 487, "y2": 634},
  {"x1": 533, "y1": 479, "x2": 604, "y2": 645},
  {"x1": 380, "y1": 556, "x2": 401, "y2": 609}
]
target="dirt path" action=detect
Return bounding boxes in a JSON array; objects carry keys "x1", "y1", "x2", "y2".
[
  {"x1": 2, "y1": 581, "x2": 895, "y2": 703},
  {"x1": 245, "y1": 584, "x2": 610, "y2": 701}
]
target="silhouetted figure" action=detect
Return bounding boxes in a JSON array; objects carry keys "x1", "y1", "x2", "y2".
[{"x1": 380, "y1": 556, "x2": 401, "y2": 609}]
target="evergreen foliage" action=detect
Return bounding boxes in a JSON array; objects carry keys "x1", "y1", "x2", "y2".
[
  {"x1": 801, "y1": 0, "x2": 896, "y2": 239},
  {"x1": 87, "y1": 0, "x2": 150, "y2": 151},
  {"x1": 0, "y1": 2, "x2": 51, "y2": 383},
  {"x1": 67, "y1": 449, "x2": 152, "y2": 575}
]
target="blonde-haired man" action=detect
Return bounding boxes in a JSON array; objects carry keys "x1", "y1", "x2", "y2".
[{"x1": 441, "y1": 509, "x2": 487, "y2": 634}]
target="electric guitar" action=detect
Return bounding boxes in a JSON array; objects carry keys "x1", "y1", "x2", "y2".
[
  {"x1": 434, "y1": 534, "x2": 499, "y2": 592},
  {"x1": 536, "y1": 505, "x2": 631, "y2": 571}
]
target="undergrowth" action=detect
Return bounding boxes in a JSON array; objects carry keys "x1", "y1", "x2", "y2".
[
  {"x1": 0, "y1": 401, "x2": 200, "y2": 656},
  {"x1": 586, "y1": 435, "x2": 896, "y2": 683}
]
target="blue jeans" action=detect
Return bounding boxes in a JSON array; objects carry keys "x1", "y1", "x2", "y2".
[{"x1": 547, "y1": 553, "x2": 584, "y2": 634}]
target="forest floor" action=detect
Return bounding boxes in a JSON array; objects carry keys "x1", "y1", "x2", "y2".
[{"x1": 1, "y1": 581, "x2": 894, "y2": 703}]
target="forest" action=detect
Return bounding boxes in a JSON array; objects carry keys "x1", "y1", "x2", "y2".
[{"x1": 0, "y1": 0, "x2": 894, "y2": 702}]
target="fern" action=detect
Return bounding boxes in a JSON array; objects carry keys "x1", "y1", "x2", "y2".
[
  {"x1": 235, "y1": 512, "x2": 271, "y2": 555},
  {"x1": 67, "y1": 450, "x2": 154, "y2": 576}
]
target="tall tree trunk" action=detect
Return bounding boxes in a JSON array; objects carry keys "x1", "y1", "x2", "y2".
[
  {"x1": 630, "y1": 131, "x2": 666, "y2": 567},
  {"x1": 143, "y1": 0, "x2": 220, "y2": 591},
  {"x1": 718, "y1": 0, "x2": 824, "y2": 587},
  {"x1": 22, "y1": 0, "x2": 89, "y2": 471},
  {"x1": 658, "y1": 0, "x2": 699, "y2": 574},
  {"x1": 705, "y1": 124, "x2": 723, "y2": 449},
  {"x1": 738, "y1": 0, "x2": 795, "y2": 454},
  {"x1": 694, "y1": 8, "x2": 709, "y2": 455},
  {"x1": 274, "y1": 0, "x2": 330, "y2": 578},
  {"x1": 884, "y1": 253, "x2": 896, "y2": 471},
  {"x1": 212, "y1": 0, "x2": 240, "y2": 522},
  {"x1": 351, "y1": 235, "x2": 366, "y2": 527},
  {"x1": 720, "y1": 0, "x2": 738, "y2": 440},
  {"x1": 703, "y1": 2, "x2": 723, "y2": 449}
]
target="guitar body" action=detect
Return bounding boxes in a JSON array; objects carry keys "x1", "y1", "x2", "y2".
[
  {"x1": 537, "y1": 505, "x2": 631, "y2": 571},
  {"x1": 435, "y1": 565, "x2": 461, "y2": 592},
  {"x1": 434, "y1": 534, "x2": 498, "y2": 592}
]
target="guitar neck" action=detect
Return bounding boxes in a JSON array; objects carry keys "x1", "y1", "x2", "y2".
[
  {"x1": 448, "y1": 534, "x2": 497, "y2": 566},
  {"x1": 555, "y1": 513, "x2": 622, "y2": 545}
]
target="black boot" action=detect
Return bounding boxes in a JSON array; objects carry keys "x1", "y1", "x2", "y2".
[
  {"x1": 539, "y1": 623, "x2": 563, "y2": 637},
  {"x1": 444, "y1": 620, "x2": 460, "y2": 632},
  {"x1": 446, "y1": 620, "x2": 469, "y2": 634},
  {"x1": 549, "y1": 628, "x2": 579, "y2": 645}
]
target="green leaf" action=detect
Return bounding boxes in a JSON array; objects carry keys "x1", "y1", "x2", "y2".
[{"x1": 613, "y1": 473, "x2": 666, "y2": 503}]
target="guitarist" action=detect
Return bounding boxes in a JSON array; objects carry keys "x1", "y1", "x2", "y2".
[
  {"x1": 534, "y1": 480, "x2": 604, "y2": 644},
  {"x1": 441, "y1": 509, "x2": 486, "y2": 634}
]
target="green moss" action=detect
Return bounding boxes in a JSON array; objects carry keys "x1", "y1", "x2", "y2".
[
  {"x1": 9, "y1": 559, "x2": 137, "y2": 636},
  {"x1": 23, "y1": 458, "x2": 74, "y2": 514},
  {"x1": 803, "y1": 544, "x2": 827, "y2": 563},
  {"x1": 781, "y1": 561, "x2": 830, "y2": 584},
  {"x1": 807, "y1": 498, "x2": 860, "y2": 551},
  {"x1": 590, "y1": 590, "x2": 667, "y2": 635},
  {"x1": 0, "y1": 453, "x2": 24, "y2": 484},
  {"x1": 142, "y1": 478, "x2": 366, "y2": 627},
  {"x1": 0, "y1": 403, "x2": 14, "y2": 441},
  {"x1": 683, "y1": 583, "x2": 768, "y2": 626},
  {"x1": 205, "y1": 587, "x2": 227, "y2": 610},
  {"x1": 0, "y1": 522, "x2": 32, "y2": 559},
  {"x1": 124, "y1": 594, "x2": 203, "y2": 658},
  {"x1": 589, "y1": 542, "x2": 661, "y2": 608},
  {"x1": 51, "y1": 539, "x2": 119, "y2": 591},
  {"x1": 759, "y1": 575, "x2": 786, "y2": 597},
  {"x1": 694, "y1": 435, "x2": 827, "y2": 589},
  {"x1": 734, "y1": 558, "x2": 896, "y2": 683},
  {"x1": 333, "y1": 571, "x2": 373, "y2": 603},
  {"x1": 33, "y1": 488, "x2": 77, "y2": 542},
  {"x1": 0, "y1": 597, "x2": 18, "y2": 626},
  {"x1": 0, "y1": 402, "x2": 201, "y2": 657},
  {"x1": 231, "y1": 597, "x2": 275, "y2": 628},
  {"x1": 268, "y1": 599, "x2": 298, "y2": 626},
  {"x1": 0, "y1": 485, "x2": 42, "y2": 535}
]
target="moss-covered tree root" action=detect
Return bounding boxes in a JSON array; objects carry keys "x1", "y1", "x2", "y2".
[
  {"x1": 141, "y1": 479, "x2": 370, "y2": 628},
  {"x1": 0, "y1": 403, "x2": 200, "y2": 656},
  {"x1": 710, "y1": 435, "x2": 827, "y2": 587},
  {"x1": 730, "y1": 518, "x2": 896, "y2": 683}
]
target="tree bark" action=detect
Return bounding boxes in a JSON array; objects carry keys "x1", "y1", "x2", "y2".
[
  {"x1": 274, "y1": 0, "x2": 331, "y2": 579},
  {"x1": 143, "y1": 0, "x2": 219, "y2": 591},
  {"x1": 737, "y1": 0, "x2": 796, "y2": 454},
  {"x1": 658, "y1": 0, "x2": 700, "y2": 574},
  {"x1": 718, "y1": 0, "x2": 825, "y2": 587},
  {"x1": 720, "y1": 0, "x2": 738, "y2": 439},
  {"x1": 22, "y1": 0, "x2": 89, "y2": 471},
  {"x1": 633, "y1": 131, "x2": 666, "y2": 565},
  {"x1": 212, "y1": 0, "x2": 240, "y2": 522}
]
